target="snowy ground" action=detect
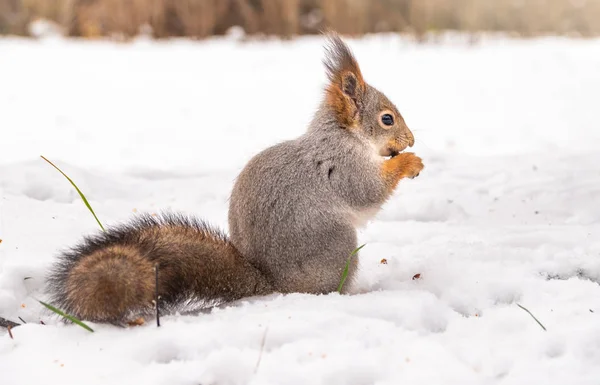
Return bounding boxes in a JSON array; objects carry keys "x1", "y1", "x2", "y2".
[{"x1": 1, "y1": 33, "x2": 599, "y2": 385}]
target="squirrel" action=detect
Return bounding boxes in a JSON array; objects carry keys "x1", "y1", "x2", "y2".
[{"x1": 45, "y1": 33, "x2": 424, "y2": 325}]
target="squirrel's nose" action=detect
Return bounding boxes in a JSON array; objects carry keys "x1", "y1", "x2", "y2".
[{"x1": 406, "y1": 130, "x2": 415, "y2": 147}]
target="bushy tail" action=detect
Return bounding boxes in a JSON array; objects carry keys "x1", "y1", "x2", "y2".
[{"x1": 46, "y1": 213, "x2": 273, "y2": 324}]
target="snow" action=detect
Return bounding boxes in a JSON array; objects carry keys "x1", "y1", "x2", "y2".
[{"x1": 1, "y1": 33, "x2": 599, "y2": 384}]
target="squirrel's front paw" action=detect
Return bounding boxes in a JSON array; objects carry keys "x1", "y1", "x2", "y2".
[
  {"x1": 382, "y1": 152, "x2": 424, "y2": 190},
  {"x1": 396, "y1": 152, "x2": 424, "y2": 179}
]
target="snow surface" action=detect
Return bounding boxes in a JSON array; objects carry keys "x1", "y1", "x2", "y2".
[{"x1": 1, "y1": 33, "x2": 599, "y2": 385}]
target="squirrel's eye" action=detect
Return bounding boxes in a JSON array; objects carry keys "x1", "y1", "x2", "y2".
[{"x1": 381, "y1": 113, "x2": 394, "y2": 126}]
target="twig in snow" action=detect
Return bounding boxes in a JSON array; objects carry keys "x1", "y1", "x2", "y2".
[
  {"x1": 155, "y1": 264, "x2": 161, "y2": 327},
  {"x1": 18, "y1": 317, "x2": 27, "y2": 324},
  {"x1": 254, "y1": 325, "x2": 269, "y2": 374},
  {"x1": 7, "y1": 326, "x2": 14, "y2": 339},
  {"x1": 0, "y1": 317, "x2": 20, "y2": 329},
  {"x1": 517, "y1": 303, "x2": 547, "y2": 331}
]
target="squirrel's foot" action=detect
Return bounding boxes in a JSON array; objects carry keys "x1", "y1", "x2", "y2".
[{"x1": 127, "y1": 317, "x2": 145, "y2": 327}]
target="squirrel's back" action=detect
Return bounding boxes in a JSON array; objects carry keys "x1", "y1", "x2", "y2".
[
  {"x1": 46, "y1": 213, "x2": 272, "y2": 324},
  {"x1": 228, "y1": 124, "x2": 383, "y2": 294}
]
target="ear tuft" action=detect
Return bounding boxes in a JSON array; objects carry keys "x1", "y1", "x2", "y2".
[
  {"x1": 322, "y1": 32, "x2": 365, "y2": 128},
  {"x1": 323, "y1": 33, "x2": 365, "y2": 89}
]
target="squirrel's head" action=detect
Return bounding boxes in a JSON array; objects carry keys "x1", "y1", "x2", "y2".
[{"x1": 323, "y1": 33, "x2": 415, "y2": 158}]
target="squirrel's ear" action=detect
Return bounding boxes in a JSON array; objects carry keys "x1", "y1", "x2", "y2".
[{"x1": 323, "y1": 32, "x2": 366, "y2": 128}]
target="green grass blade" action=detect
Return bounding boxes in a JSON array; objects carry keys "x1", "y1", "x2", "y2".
[
  {"x1": 38, "y1": 300, "x2": 94, "y2": 332},
  {"x1": 517, "y1": 303, "x2": 547, "y2": 331},
  {"x1": 41, "y1": 155, "x2": 105, "y2": 232},
  {"x1": 337, "y1": 259, "x2": 351, "y2": 293},
  {"x1": 337, "y1": 244, "x2": 366, "y2": 293},
  {"x1": 349, "y1": 243, "x2": 366, "y2": 257}
]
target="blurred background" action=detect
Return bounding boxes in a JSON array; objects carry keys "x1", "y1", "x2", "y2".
[{"x1": 1, "y1": 0, "x2": 600, "y2": 40}]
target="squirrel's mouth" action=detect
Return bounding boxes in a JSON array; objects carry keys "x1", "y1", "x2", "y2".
[
  {"x1": 380, "y1": 137, "x2": 412, "y2": 159},
  {"x1": 379, "y1": 147, "x2": 401, "y2": 159}
]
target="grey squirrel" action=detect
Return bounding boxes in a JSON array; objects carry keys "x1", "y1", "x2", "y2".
[{"x1": 46, "y1": 33, "x2": 424, "y2": 324}]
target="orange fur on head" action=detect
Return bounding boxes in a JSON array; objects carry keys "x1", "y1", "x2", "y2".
[{"x1": 323, "y1": 33, "x2": 365, "y2": 128}]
